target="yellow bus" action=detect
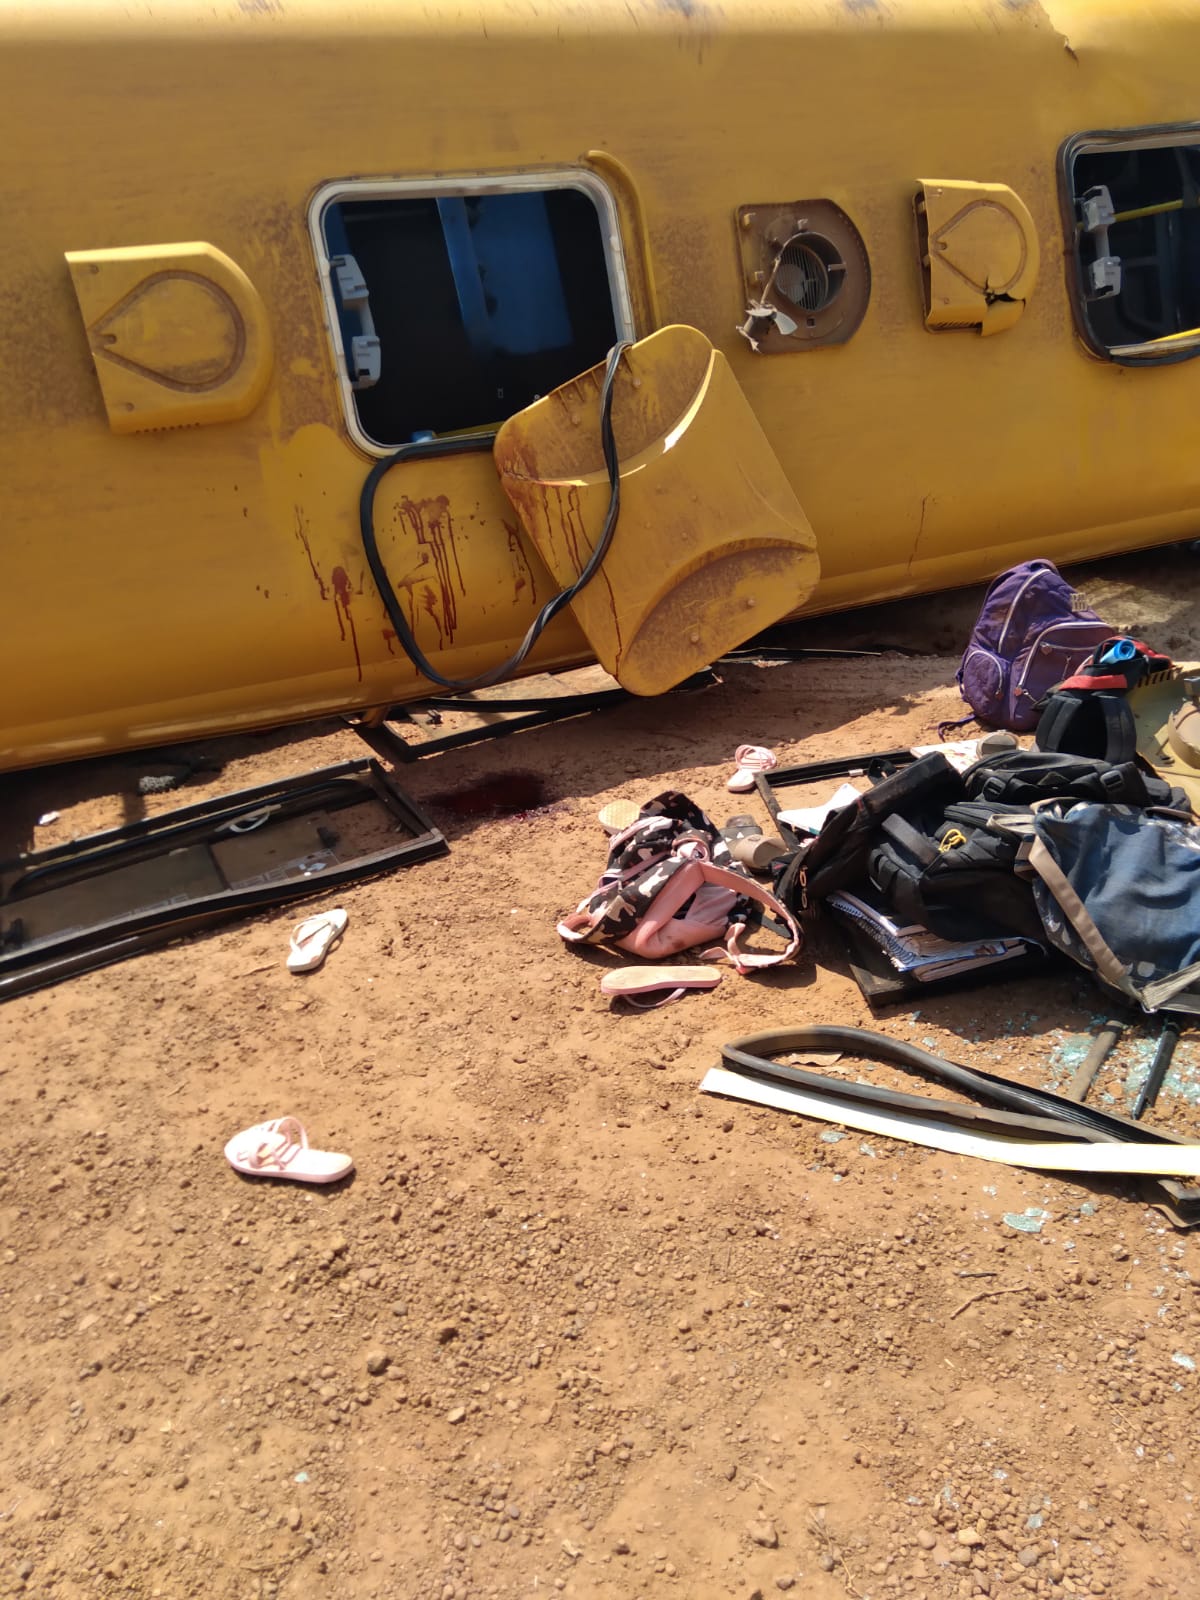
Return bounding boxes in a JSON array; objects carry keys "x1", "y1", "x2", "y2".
[{"x1": 3, "y1": 0, "x2": 1200, "y2": 771}]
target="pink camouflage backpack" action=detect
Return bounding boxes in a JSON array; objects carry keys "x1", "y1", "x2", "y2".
[{"x1": 557, "y1": 792, "x2": 802, "y2": 970}]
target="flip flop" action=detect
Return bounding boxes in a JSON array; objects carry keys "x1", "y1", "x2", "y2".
[
  {"x1": 224, "y1": 1116, "x2": 354, "y2": 1184},
  {"x1": 727, "y1": 745, "x2": 777, "y2": 793},
  {"x1": 600, "y1": 965, "x2": 723, "y2": 1010},
  {"x1": 287, "y1": 907, "x2": 348, "y2": 973}
]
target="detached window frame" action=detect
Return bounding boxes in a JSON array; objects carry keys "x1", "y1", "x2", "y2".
[
  {"x1": 308, "y1": 171, "x2": 637, "y2": 456},
  {"x1": 1059, "y1": 123, "x2": 1200, "y2": 366}
]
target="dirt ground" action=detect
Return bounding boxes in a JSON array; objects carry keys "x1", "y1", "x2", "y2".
[{"x1": 2, "y1": 549, "x2": 1200, "y2": 1600}]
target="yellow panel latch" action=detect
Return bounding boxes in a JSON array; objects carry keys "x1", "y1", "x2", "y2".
[
  {"x1": 65, "y1": 242, "x2": 273, "y2": 433},
  {"x1": 493, "y1": 325, "x2": 820, "y2": 697},
  {"x1": 914, "y1": 180, "x2": 1040, "y2": 336}
]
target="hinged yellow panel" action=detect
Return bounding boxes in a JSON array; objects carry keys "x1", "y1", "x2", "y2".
[
  {"x1": 914, "y1": 180, "x2": 1039, "y2": 336},
  {"x1": 494, "y1": 325, "x2": 820, "y2": 697},
  {"x1": 65, "y1": 242, "x2": 273, "y2": 432},
  {"x1": 1131, "y1": 665, "x2": 1200, "y2": 814}
]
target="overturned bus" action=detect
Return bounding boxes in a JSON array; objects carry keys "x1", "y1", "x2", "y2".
[{"x1": 3, "y1": 0, "x2": 1200, "y2": 771}]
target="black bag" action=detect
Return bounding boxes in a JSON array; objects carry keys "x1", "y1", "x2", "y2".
[
  {"x1": 773, "y1": 753, "x2": 964, "y2": 913},
  {"x1": 867, "y1": 800, "x2": 1043, "y2": 942},
  {"x1": 1034, "y1": 636, "x2": 1173, "y2": 764},
  {"x1": 962, "y1": 748, "x2": 1183, "y2": 810},
  {"x1": 1033, "y1": 689, "x2": 1138, "y2": 765}
]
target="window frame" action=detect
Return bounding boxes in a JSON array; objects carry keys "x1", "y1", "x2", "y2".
[
  {"x1": 308, "y1": 169, "x2": 637, "y2": 456},
  {"x1": 1058, "y1": 121, "x2": 1200, "y2": 367}
]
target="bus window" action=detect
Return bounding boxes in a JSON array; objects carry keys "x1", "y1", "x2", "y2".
[
  {"x1": 1061, "y1": 126, "x2": 1200, "y2": 364},
  {"x1": 311, "y1": 175, "x2": 632, "y2": 449}
]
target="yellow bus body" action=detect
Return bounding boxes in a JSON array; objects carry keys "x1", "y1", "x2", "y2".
[{"x1": 3, "y1": 0, "x2": 1200, "y2": 770}]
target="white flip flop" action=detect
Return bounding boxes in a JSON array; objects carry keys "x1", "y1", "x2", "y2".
[
  {"x1": 727, "y1": 745, "x2": 778, "y2": 793},
  {"x1": 224, "y1": 1116, "x2": 354, "y2": 1184},
  {"x1": 287, "y1": 908, "x2": 348, "y2": 973}
]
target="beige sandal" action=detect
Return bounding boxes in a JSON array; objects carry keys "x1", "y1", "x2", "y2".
[{"x1": 600, "y1": 965, "x2": 723, "y2": 1009}]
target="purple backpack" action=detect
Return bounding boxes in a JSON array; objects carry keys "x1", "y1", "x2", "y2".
[{"x1": 956, "y1": 560, "x2": 1113, "y2": 732}]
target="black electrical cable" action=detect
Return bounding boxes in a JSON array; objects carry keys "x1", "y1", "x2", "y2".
[{"x1": 359, "y1": 341, "x2": 632, "y2": 693}]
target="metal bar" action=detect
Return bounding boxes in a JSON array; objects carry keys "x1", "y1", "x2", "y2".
[
  {"x1": 346, "y1": 690, "x2": 630, "y2": 761},
  {"x1": 1113, "y1": 198, "x2": 1184, "y2": 223},
  {"x1": 1133, "y1": 1018, "x2": 1183, "y2": 1120},
  {"x1": 763, "y1": 749, "x2": 915, "y2": 791},
  {"x1": 2, "y1": 760, "x2": 377, "y2": 870},
  {"x1": 1066, "y1": 1019, "x2": 1125, "y2": 1102},
  {"x1": 415, "y1": 690, "x2": 627, "y2": 714}
]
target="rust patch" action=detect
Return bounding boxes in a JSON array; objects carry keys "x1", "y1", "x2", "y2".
[
  {"x1": 331, "y1": 565, "x2": 363, "y2": 683},
  {"x1": 498, "y1": 467, "x2": 625, "y2": 662},
  {"x1": 556, "y1": 485, "x2": 589, "y2": 577}
]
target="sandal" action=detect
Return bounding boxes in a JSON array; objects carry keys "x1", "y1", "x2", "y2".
[
  {"x1": 598, "y1": 799, "x2": 641, "y2": 835},
  {"x1": 727, "y1": 745, "x2": 778, "y2": 793},
  {"x1": 287, "y1": 908, "x2": 348, "y2": 973},
  {"x1": 224, "y1": 1116, "x2": 354, "y2": 1184},
  {"x1": 600, "y1": 965, "x2": 723, "y2": 1010},
  {"x1": 722, "y1": 815, "x2": 787, "y2": 874}
]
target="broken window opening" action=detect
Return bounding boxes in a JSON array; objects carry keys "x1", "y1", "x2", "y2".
[
  {"x1": 1062, "y1": 127, "x2": 1200, "y2": 363},
  {"x1": 312, "y1": 175, "x2": 631, "y2": 450}
]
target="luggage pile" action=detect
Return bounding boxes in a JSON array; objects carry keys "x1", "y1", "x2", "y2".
[{"x1": 774, "y1": 577, "x2": 1200, "y2": 1017}]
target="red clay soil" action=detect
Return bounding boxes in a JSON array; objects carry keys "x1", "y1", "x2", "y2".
[{"x1": 2, "y1": 560, "x2": 1200, "y2": 1600}]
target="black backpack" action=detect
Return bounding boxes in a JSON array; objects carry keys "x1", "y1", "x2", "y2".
[
  {"x1": 773, "y1": 752, "x2": 964, "y2": 913},
  {"x1": 962, "y1": 748, "x2": 1184, "y2": 810},
  {"x1": 867, "y1": 800, "x2": 1043, "y2": 943},
  {"x1": 1034, "y1": 690, "x2": 1138, "y2": 765},
  {"x1": 1034, "y1": 637, "x2": 1173, "y2": 765}
]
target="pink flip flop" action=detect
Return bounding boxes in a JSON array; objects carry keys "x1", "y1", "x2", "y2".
[
  {"x1": 223, "y1": 1116, "x2": 354, "y2": 1184},
  {"x1": 727, "y1": 744, "x2": 778, "y2": 793},
  {"x1": 600, "y1": 965, "x2": 723, "y2": 1010}
]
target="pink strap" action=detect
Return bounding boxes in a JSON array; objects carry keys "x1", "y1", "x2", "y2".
[
  {"x1": 247, "y1": 1117, "x2": 308, "y2": 1172},
  {"x1": 558, "y1": 908, "x2": 604, "y2": 943},
  {"x1": 694, "y1": 862, "x2": 802, "y2": 972},
  {"x1": 557, "y1": 861, "x2": 802, "y2": 971},
  {"x1": 621, "y1": 987, "x2": 687, "y2": 1010}
]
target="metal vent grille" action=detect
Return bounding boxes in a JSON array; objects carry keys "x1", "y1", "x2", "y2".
[
  {"x1": 735, "y1": 199, "x2": 871, "y2": 352},
  {"x1": 773, "y1": 233, "x2": 845, "y2": 315}
]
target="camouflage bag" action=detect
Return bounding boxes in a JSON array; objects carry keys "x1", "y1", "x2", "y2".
[{"x1": 557, "y1": 791, "x2": 801, "y2": 971}]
